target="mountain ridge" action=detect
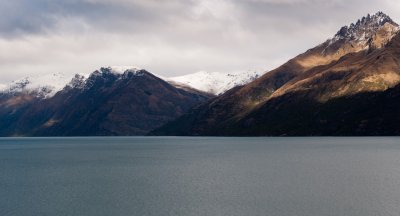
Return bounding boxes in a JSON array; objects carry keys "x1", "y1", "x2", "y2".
[{"x1": 0, "y1": 67, "x2": 262, "y2": 97}]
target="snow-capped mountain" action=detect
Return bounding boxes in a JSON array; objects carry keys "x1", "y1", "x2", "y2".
[
  {"x1": 0, "y1": 66, "x2": 143, "y2": 98},
  {"x1": 0, "y1": 72, "x2": 74, "y2": 98},
  {"x1": 168, "y1": 70, "x2": 264, "y2": 95}
]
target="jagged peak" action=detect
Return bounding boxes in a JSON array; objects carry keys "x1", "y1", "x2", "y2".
[
  {"x1": 66, "y1": 74, "x2": 87, "y2": 89},
  {"x1": 80, "y1": 66, "x2": 148, "y2": 90},
  {"x1": 90, "y1": 66, "x2": 145, "y2": 78},
  {"x1": 333, "y1": 12, "x2": 399, "y2": 41}
]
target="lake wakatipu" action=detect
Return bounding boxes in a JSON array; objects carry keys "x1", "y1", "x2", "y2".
[{"x1": 1, "y1": 137, "x2": 400, "y2": 216}]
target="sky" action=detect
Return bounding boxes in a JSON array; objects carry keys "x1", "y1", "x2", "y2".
[{"x1": 0, "y1": 0, "x2": 400, "y2": 83}]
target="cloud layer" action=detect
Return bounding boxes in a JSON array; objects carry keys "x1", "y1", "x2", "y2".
[{"x1": 0, "y1": 0, "x2": 399, "y2": 82}]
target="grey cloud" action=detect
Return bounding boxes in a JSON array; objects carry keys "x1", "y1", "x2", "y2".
[
  {"x1": 0, "y1": 0, "x2": 397, "y2": 36},
  {"x1": 0, "y1": 0, "x2": 199, "y2": 37},
  {"x1": 0, "y1": 0, "x2": 399, "y2": 82}
]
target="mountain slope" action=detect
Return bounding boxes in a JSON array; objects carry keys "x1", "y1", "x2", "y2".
[
  {"x1": 221, "y1": 82, "x2": 400, "y2": 136},
  {"x1": 151, "y1": 12, "x2": 400, "y2": 136},
  {"x1": 0, "y1": 67, "x2": 212, "y2": 136}
]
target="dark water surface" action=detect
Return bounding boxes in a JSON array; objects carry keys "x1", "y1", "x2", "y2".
[{"x1": 1, "y1": 137, "x2": 400, "y2": 216}]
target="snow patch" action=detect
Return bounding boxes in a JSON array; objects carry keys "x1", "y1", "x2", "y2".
[
  {"x1": 0, "y1": 84, "x2": 7, "y2": 91},
  {"x1": 108, "y1": 66, "x2": 141, "y2": 74}
]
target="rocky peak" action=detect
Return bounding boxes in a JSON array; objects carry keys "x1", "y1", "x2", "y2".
[
  {"x1": 333, "y1": 12, "x2": 399, "y2": 42},
  {"x1": 319, "y1": 12, "x2": 400, "y2": 57},
  {"x1": 67, "y1": 74, "x2": 87, "y2": 89}
]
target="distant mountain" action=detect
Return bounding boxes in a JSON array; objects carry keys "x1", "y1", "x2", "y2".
[
  {"x1": 151, "y1": 12, "x2": 400, "y2": 136},
  {"x1": 1, "y1": 67, "x2": 262, "y2": 97},
  {"x1": 168, "y1": 70, "x2": 263, "y2": 95},
  {"x1": 0, "y1": 67, "x2": 212, "y2": 136}
]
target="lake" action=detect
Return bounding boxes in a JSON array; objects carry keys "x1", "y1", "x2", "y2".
[{"x1": 1, "y1": 137, "x2": 400, "y2": 216}]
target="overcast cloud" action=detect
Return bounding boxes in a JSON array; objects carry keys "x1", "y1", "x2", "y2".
[{"x1": 0, "y1": 0, "x2": 399, "y2": 82}]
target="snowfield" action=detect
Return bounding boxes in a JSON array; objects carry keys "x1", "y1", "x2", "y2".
[{"x1": 0, "y1": 72, "x2": 74, "y2": 98}]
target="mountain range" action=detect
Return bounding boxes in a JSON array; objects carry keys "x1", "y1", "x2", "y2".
[{"x1": 2, "y1": 12, "x2": 400, "y2": 136}]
